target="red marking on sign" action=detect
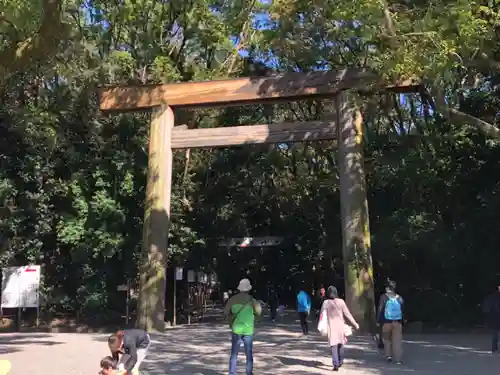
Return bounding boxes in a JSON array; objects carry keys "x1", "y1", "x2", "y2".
[{"x1": 25, "y1": 267, "x2": 37, "y2": 272}]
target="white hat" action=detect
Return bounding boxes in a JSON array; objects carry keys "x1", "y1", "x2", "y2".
[{"x1": 237, "y1": 278, "x2": 252, "y2": 292}]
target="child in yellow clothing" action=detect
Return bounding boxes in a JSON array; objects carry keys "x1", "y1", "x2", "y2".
[
  {"x1": 99, "y1": 356, "x2": 139, "y2": 375},
  {"x1": 0, "y1": 360, "x2": 11, "y2": 375}
]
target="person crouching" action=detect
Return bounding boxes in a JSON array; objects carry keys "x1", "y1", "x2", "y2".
[{"x1": 108, "y1": 329, "x2": 151, "y2": 375}]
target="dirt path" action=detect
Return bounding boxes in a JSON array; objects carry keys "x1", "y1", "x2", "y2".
[{"x1": 0, "y1": 318, "x2": 497, "y2": 375}]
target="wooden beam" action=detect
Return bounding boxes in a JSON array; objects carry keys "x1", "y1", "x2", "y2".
[
  {"x1": 336, "y1": 93, "x2": 376, "y2": 332},
  {"x1": 97, "y1": 69, "x2": 420, "y2": 111},
  {"x1": 170, "y1": 120, "x2": 336, "y2": 149},
  {"x1": 137, "y1": 105, "x2": 174, "y2": 332}
]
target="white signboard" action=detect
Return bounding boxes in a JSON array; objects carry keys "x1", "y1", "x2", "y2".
[
  {"x1": 175, "y1": 267, "x2": 183, "y2": 281},
  {"x1": 187, "y1": 270, "x2": 195, "y2": 283},
  {"x1": 218, "y1": 236, "x2": 284, "y2": 247},
  {"x1": 117, "y1": 284, "x2": 128, "y2": 291},
  {"x1": 198, "y1": 272, "x2": 207, "y2": 284},
  {"x1": 1, "y1": 266, "x2": 41, "y2": 308}
]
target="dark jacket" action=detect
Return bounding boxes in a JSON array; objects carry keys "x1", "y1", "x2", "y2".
[
  {"x1": 483, "y1": 291, "x2": 500, "y2": 329},
  {"x1": 377, "y1": 292, "x2": 404, "y2": 324},
  {"x1": 118, "y1": 329, "x2": 150, "y2": 372},
  {"x1": 268, "y1": 289, "x2": 279, "y2": 307}
]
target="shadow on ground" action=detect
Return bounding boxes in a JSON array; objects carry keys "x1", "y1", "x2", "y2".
[
  {"x1": 0, "y1": 333, "x2": 64, "y2": 355},
  {"x1": 134, "y1": 309, "x2": 499, "y2": 375}
]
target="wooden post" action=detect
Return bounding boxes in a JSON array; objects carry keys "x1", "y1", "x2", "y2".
[
  {"x1": 137, "y1": 105, "x2": 174, "y2": 332},
  {"x1": 336, "y1": 92, "x2": 376, "y2": 331},
  {"x1": 173, "y1": 276, "x2": 177, "y2": 326}
]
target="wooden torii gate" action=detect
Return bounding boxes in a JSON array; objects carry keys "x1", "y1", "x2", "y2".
[{"x1": 98, "y1": 69, "x2": 418, "y2": 331}]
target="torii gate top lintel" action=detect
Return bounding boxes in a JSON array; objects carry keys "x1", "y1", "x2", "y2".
[{"x1": 97, "y1": 68, "x2": 419, "y2": 112}]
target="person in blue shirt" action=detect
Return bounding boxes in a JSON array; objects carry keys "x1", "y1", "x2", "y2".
[{"x1": 297, "y1": 282, "x2": 312, "y2": 335}]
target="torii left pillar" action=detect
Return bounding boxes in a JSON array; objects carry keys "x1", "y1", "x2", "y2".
[
  {"x1": 137, "y1": 105, "x2": 174, "y2": 332},
  {"x1": 336, "y1": 92, "x2": 376, "y2": 332}
]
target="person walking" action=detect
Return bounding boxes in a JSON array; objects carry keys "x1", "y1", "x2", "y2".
[
  {"x1": 377, "y1": 280, "x2": 404, "y2": 364},
  {"x1": 108, "y1": 328, "x2": 151, "y2": 375},
  {"x1": 315, "y1": 286, "x2": 326, "y2": 320},
  {"x1": 320, "y1": 286, "x2": 359, "y2": 371},
  {"x1": 268, "y1": 286, "x2": 279, "y2": 323},
  {"x1": 482, "y1": 283, "x2": 500, "y2": 353},
  {"x1": 224, "y1": 278, "x2": 262, "y2": 375},
  {"x1": 297, "y1": 283, "x2": 312, "y2": 335}
]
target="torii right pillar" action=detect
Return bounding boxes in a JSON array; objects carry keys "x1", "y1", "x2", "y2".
[{"x1": 336, "y1": 91, "x2": 376, "y2": 332}]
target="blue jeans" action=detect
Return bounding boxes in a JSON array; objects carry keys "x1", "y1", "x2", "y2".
[
  {"x1": 331, "y1": 344, "x2": 344, "y2": 367},
  {"x1": 492, "y1": 329, "x2": 500, "y2": 352},
  {"x1": 229, "y1": 333, "x2": 253, "y2": 375}
]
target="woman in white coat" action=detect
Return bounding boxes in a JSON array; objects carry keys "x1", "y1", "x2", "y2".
[{"x1": 320, "y1": 286, "x2": 359, "y2": 371}]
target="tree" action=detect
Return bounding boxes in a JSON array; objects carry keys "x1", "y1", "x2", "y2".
[{"x1": 0, "y1": 0, "x2": 68, "y2": 84}]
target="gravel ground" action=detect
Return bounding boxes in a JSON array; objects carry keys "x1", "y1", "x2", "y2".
[{"x1": 0, "y1": 318, "x2": 498, "y2": 375}]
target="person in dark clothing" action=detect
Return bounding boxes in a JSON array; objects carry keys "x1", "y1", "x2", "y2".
[
  {"x1": 377, "y1": 280, "x2": 404, "y2": 364},
  {"x1": 374, "y1": 284, "x2": 386, "y2": 350},
  {"x1": 482, "y1": 284, "x2": 500, "y2": 353},
  {"x1": 313, "y1": 286, "x2": 325, "y2": 320},
  {"x1": 268, "y1": 287, "x2": 279, "y2": 322},
  {"x1": 108, "y1": 329, "x2": 151, "y2": 374}
]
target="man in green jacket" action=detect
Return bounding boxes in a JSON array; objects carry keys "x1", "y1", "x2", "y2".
[{"x1": 224, "y1": 278, "x2": 262, "y2": 375}]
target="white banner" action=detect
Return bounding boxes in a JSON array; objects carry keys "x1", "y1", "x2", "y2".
[
  {"x1": 1, "y1": 266, "x2": 41, "y2": 308},
  {"x1": 175, "y1": 267, "x2": 183, "y2": 281},
  {"x1": 198, "y1": 272, "x2": 207, "y2": 284}
]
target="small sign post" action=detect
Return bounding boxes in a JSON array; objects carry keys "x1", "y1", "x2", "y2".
[
  {"x1": 117, "y1": 282, "x2": 131, "y2": 325},
  {"x1": 173, "y1": 267, "x2": 183, "y2": 326}
]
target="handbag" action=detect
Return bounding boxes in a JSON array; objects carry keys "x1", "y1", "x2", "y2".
[
  {"x1": 317, "y1": 308, "x2": 328, "y2": 336},
  {"x1": 344, "y1": 323, "x2": 353, "y2": 337}
]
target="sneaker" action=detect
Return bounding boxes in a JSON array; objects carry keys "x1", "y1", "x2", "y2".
[
  {"x1": 387, "y1": 356, "x2": 393, "y2": 362},
  {"x1": 396, "y1": 361, "x2": 403, "y2": 365},
  {"x1": 333, "y1": 366, "x2": 339, "y2": 371}
]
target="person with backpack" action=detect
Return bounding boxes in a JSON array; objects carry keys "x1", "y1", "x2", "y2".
[
  {"x1": 377, "y1": 280, "x2": 404, "y2": 364},
  {"x1": 224, "y1": 278, "x2": 262, "y2": 375},
  {"x1": 482, "y1": 283, "x2": 500, "y2": 353}
]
